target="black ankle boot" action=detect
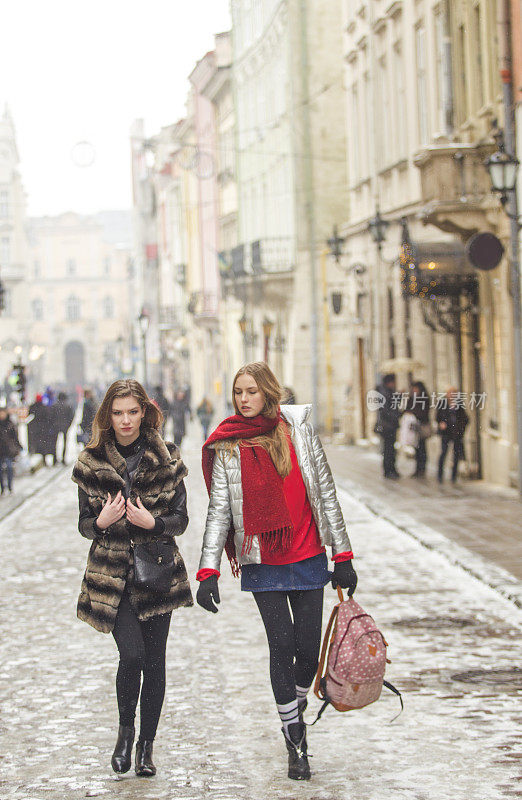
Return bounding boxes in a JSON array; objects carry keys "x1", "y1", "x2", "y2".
[
  {"x1": 111, "y1": 725, "x2": 135, "y2": 773},
  {"x1": 135, "y1": 739, "x2": 156, "y2": 777},
  {"x1": 283, "y1": 722, "x2": 310, "y2": 780}
]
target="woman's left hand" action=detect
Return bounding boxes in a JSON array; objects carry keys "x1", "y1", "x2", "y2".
[
  {"x1": 331, "y1": 560, "x2": 358, "y2": 595},
  {"x1": 126, "y1": 496, "x2": 155, "y2": 530}
]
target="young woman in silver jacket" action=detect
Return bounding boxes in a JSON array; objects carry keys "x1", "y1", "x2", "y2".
[{"x1": 196, "y1": 362, "x2": 357, "y2": 781}]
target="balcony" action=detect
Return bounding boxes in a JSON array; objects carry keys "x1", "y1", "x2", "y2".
[
  {"x1": 187, "y1": 291, "x2": 219, "y2": 324},
  {"x1": 0, "y1": 263, "x2": 25, "y2": 282},
  {"x1": 222, "y1": 237, "x2": 294, "y2": 280},
  {"x1": 158, "y1": 305, "x2": 182, "y2": 331},
  {"x1": 413, "y1": 142, "x2": 495, "y2": 237}
]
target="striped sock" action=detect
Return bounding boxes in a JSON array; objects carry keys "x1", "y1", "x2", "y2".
[
  {"x1": 277, "y1": 699, "x2": 299, "y2": 736},
  {"x1": 296, "y1": 684, "x2": 310, "y2": 704}
]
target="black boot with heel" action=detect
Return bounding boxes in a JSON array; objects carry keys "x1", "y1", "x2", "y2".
[
  {"x1": 283, "y1": 721, "x2": 311, "y2": 780},
  {"x1": 135, "y1": 739, "x2": 156, "y2": 776},
  {"x1": 111, "y1": 725, "x2": 135, "y2": 774}
]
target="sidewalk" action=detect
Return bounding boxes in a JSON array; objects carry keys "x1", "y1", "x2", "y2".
[
  {"x1": 0, "y1": 462, "x2": 68, "y2": 522},
  {"x1": 326, "y1": 442, "x2": 522, "y2": 598}
]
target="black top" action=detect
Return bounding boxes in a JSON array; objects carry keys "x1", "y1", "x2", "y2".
[{"x1": 78, "y1": 433, "x2": 188, "y2": 541}]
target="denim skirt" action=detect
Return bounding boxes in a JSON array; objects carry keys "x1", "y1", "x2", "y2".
[{"x1": 241, "y1": 552, "x2": 331, "y2": 592}]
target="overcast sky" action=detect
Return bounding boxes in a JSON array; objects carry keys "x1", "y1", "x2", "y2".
[{"x1": 0, "y1": 1, "x2": 231, "y2": 217}]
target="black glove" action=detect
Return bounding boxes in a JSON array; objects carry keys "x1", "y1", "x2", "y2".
[
  {"x1": 331, "y1": 560, "x2": 357, "y2": 595},
  {"x1": 196, "y1": 575, "x2": 221, "y2": 613}
]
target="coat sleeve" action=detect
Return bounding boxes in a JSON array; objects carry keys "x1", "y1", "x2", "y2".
[
  {"x1": 309, "y1": 427, "x2": 353, "y2": 557},
  {"x1": 78, "y1": 487, "x2": 103, "y2": 541},
  {"x1": 198, "y1": 451, "x2": 232, "y2": 572},
  {"x1": 155, "y1": 479, "x2": 189, "y2": 538}
]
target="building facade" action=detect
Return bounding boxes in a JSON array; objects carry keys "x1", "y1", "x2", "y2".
[
  {"x1": 26, "y1": 212, "x2": 132, "y2": 396},
  {"x1": 338, "y1": 0, "x2": 519, "y2": 487},
  {"x1": 226, "y1": 0, "x2": 349, "y2": 422},
  {"x1": 0, "y1": 106, "x2": 29, "y2": 395}
]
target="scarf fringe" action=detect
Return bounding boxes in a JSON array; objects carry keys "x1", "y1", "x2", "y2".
[{"x1": 241, "y1": 525, "x2": 294, "y2": 556}]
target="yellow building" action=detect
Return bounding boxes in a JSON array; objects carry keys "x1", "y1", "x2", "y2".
[
  {"x1": 339, "y1": 0, "x2": 518, "y2": 488},
  {"x1": 27, "y1": 212, "x2": 132, "y2": 394}
]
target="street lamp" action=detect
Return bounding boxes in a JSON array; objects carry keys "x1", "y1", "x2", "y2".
[
  {"x1": 485, "y1": 138, "x2": 520, "y2": 208},
  {"x1": 138, "y1": 310, "x2": 150, "y2": 388},
  {"x1": 116, "y1": 335, "x2": 125, "y2": 377},
  {"x1": 262, "y1": 317, "x2": 274, "y2": 362},
  {"x1": 238, "y1": 313, "x2": 247, "y2": 337},
  {"x1": 368, "y1": 207, "x2": 390, "y2": 252},
  {"x1": 484, "y1": 127, "x2": 522, "y2": 497}
]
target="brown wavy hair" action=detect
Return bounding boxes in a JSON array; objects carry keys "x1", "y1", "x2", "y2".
[
  {"x1": 87, "y1": 379, "x2": 163, "y2": 449},
  {"x1": 225, "y1": 362, "x2": 291, "y2": 478}
]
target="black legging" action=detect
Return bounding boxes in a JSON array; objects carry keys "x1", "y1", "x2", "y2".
[
  {"x1": 253, "y1": 588, "x2": 324, "y2": 706},
  {"x1": 112, "y1": 589, "x2": 171, "y2": 741}
]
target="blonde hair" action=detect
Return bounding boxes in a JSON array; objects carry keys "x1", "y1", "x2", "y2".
[
  {"x1": 223, "y1": 362, "x2": 291, "y2": 478},
  {"x1": 87, "y1": 379, "x2": 163, "y2": 449}
]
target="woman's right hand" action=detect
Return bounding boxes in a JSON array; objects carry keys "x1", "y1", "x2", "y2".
[
  {"x1": 196, "y1": 575, "x2": 221, "y2": 613},
  {"x1": 96, "y1": 491, "x2": 126, "y2": 530}
]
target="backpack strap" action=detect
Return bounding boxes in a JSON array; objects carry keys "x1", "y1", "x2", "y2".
[
  {"x1": 383, "y1": 680, "x2": 404, "y2": 722},
  {"x1": 313, "y1": 589, "x2": 343, "y2": 702}
]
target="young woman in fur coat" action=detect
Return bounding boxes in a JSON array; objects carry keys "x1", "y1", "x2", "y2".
[
  {"x1": 72, "y1": 379, "x2": 192, "y2": 777},
  {"x1": 196, "y1": 362, "x2": 357, "y2": 781}
]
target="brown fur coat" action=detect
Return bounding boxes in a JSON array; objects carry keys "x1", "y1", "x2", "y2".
[{"x1": 72, "y1": 427, "x2": 193, "y2": 633}]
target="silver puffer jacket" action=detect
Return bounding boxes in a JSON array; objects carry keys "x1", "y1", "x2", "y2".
[{"x1": 198, "y1": 404, "x2": 352, "y2": 572}]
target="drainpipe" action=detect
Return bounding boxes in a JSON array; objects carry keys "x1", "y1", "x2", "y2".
[
  {"x1": 299, "y1": 0, "x2": 319, "y2": 428},
  {"x1": 497, "y1": 0, "x2": 522, "y2": 496},
  {"x1": 442, "y1": 0, "x2": 454, "y2": 136}
]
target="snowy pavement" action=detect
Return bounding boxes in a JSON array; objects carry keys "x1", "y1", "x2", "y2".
[{"x1": 1, "y1": 432, "x2": 521, "y2": 800}]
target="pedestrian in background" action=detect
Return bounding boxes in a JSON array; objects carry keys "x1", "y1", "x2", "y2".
[
  {"x1": 79, "y1": 388, "x2": 97, "y2": 444},
  {"x1": 436, "y1": 387, "x2": 469, "y2": 483},
  {"x1": 375, "y1": 373, "x2": 401, "y2": 479},
  {"x1": 152, "y1": 385, "x2": 170, "y2": 433},
  {"x1": 406, "y1": 380, "x2": 431, "y2": 478},
  {"x1": 171, "y1": 389, "x2": 190, "y2": 448},
  {"x1": 0, "y1": 408, "x2": 22, "y2": 494},
  {"x1": 196, "y1": 397, "x2": 213, "y2": 441},
  {"x1": 72, "y1": 379, "x2": 192, "y2": 777},
  {"x1": 27, "y1": 394, "x2": 54, "y2": 466},
  {"x1": 196, "y1": 362, "x2": 357, "y2": 781},
  {"x1": 51, "y1": 391, "x2": 75, "y2": 465},
  {"x1": 283, "y1": 386, "x2": 296, "y2": 404}
]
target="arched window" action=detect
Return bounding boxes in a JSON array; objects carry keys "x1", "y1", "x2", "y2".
[
  {"x1": 103, "y1": 295, "x2": 114, "y2": 318},
  {"x1": 66, "y1": 295, "x2": 81, "y2": 321},
  {"x1": 32, "y1": 298, "x2": 44, "y2": 320}
]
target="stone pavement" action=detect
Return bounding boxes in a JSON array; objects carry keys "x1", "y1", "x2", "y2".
[
  {"x1": 1, "y1": 431, "x2": 521, "y2": 800},
  {"x1": 325, "y1": 442, "x2": 522, "y2": 583}
]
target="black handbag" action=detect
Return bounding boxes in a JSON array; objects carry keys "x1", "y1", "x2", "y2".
[{"x1": 132, "y1": 539, "x2": 176, "y2": 594}]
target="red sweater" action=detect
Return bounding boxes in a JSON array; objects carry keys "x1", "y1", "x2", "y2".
[{"x1": 197, "y1": 428, "x2": 353, "y2": 581}]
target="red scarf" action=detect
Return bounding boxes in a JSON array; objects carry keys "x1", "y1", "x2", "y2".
[{"x1": 202, "y1": 412, "x2": 294, "y2": 576}]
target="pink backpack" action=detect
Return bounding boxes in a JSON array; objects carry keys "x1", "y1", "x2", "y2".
[{"x1": 313, "y1": 588, "x2": 402, "y2": 722}]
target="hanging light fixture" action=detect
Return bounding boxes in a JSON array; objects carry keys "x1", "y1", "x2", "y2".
[{"x1": 484, "y1": 135, "x2": 519, "y2": 205}]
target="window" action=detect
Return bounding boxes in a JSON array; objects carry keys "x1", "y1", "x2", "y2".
[
  {"x1": 32, "y1": 298, "x2": 44, "y2": 320},
  {"x1": 1, "y1": 237, "x2": 10, "y2": 266},
  {"x1": 456, "y1": 24, "x2": 468, "y2": 124},
  {"x1": 66, "y1": 258, "x2": 76, "y2": 276},
  {"x1": 104, "y1": 257, "x2": 111, "y2": 275},
  {"x1": 103, "y1": 296, "x2": 114, "y2": 318},
  {"x1": 350, "y1": 83, "x2": 360, "y2": 183},
  {"x1": 66, "y1": 295, "x2": 81, "y2": 321},
  {"x1": 34, "y1": 260, "x2": 41, "y2": 278},
  {"x1": 393, "y1": 43, "x2": 407, "y2": 158},
  {"x1": 416, "y1": 24, "x2": 429, "y2": 145},
  {"x1": 376, "y1": 56, "x2": 391, "y2": 166},
  {"x1": 434, "y1": 9, "x2": 447, "y2": 134},
  {"x1": 2, "y1": 288, "x2": 12, "y2": 316},
  {"x1": 473, "y1": 5, "x2": 484, "y2": 110},
  {"x1": 0, "y1": 190, "x2": 8, "y2": 218}
]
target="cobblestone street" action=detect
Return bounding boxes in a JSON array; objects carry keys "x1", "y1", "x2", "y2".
[{"x1": 1, "y1": 430, "x2": 521, "y2": 800}]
